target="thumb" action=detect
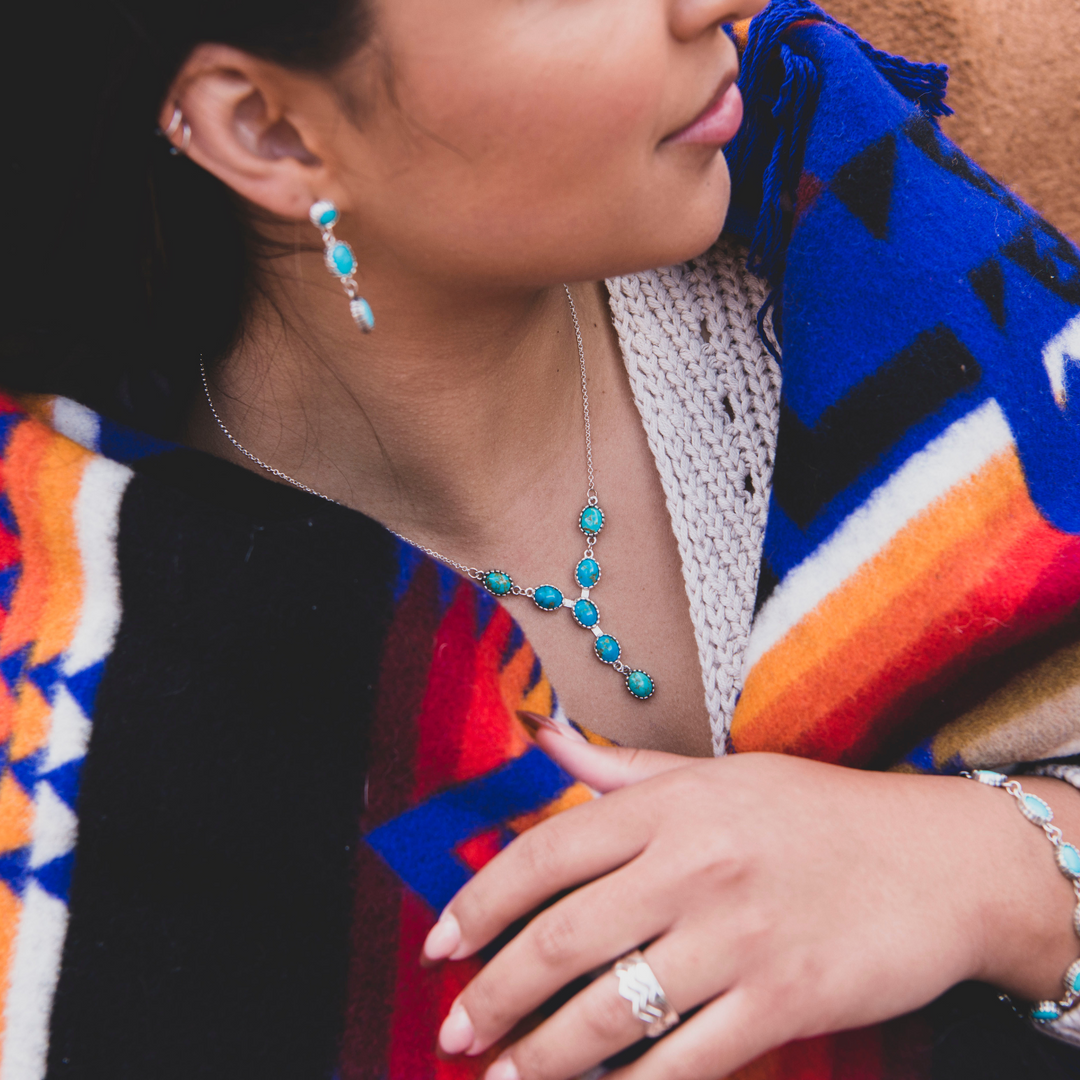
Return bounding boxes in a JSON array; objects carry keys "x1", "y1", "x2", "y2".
[{"x1": 517, "y1": 711, "x2": 696, "y2": 793}]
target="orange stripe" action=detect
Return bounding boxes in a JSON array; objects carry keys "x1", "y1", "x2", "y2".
[
  {"x1": 734, "y1": 451, "x2": 1027, "y2": 740},
  {"x1": 32, "y1": 430, "x2": 89, "y2": 665}
]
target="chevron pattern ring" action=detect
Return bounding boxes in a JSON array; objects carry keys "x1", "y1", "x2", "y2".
[{"x1": 613, "y1": 950, "x2": 680, "y2": 1038}]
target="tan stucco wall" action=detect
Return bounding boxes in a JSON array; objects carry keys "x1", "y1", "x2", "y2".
[{"x1": 821, "y1": 0, "x2": 1080, "y2": 240}]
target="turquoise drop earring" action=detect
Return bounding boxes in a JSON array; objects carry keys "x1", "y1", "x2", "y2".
[{"x1": 309, "y1": 199, "x2": 375, "y2": 333}]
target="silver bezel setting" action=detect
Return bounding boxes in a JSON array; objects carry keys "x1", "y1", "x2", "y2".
[
  {"x1": 972, "y1": 770, "x2": 1008, "y2": 787},
  {"x1": 1031, "y1": 1000, "x2": 1063, "y2": 1023},
  {"x1": 572, "y1": 598, "x2": 599, "y2": 629},
  {"x1": 594, "y1": 634, "x2": 621, "y2": 665},
  {"x1": 1018, "y1": 792, "x2": 1054, "y2": 826},
  {"x1": 325, "y1": 239, "x2": 357, "y2": 280},
  {"x1": 481, "y1": 570, "x2": 515, "y2": 598},
  {"x1": 1057, "y1": 843, "x2": 1080, "y2": 882},
  {"x1": 1063, "y1": 958, "x2": 1080, "y2": 999},
  {"x1": 575, "y1": 557, "x2": 602, "y2": 590},
  {"x1": 532, "y1": 584, "x2": 564, "y2": 612},
  {"x1": 579, "y1": 504, "x2": 605, "y2": 538},
  {"x1": 309, "y1": 199, "x2": 339, "y2": 229},
  {"x1": 625, "y1": 670, "x2": 655, "y2": 700}
]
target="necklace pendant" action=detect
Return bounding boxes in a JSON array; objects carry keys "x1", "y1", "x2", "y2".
[
  {"x1": 533, "y1": 584, "x2": 564, "y2": 611},
  {"x1": 625, "y1": 670, "x2": 655, "y2": 700},
  {"x1": 579, "y1": 504, "x2": 604, "y2": 537},
  {"x1": 482, "y1": 571, "x2": 515, "y2": 597}
]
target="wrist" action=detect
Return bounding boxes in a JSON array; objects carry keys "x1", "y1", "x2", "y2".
[{"x1": 968, "y1": 775, "x2": 1080, "y2": 1002}]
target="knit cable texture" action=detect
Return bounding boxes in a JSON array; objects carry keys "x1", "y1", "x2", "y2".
[{"x1": 608, "y1": 240, "x2": 781, "y2": 755}]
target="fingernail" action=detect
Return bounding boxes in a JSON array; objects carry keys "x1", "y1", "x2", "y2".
[
  {"x1": 438, "y1": 1000, "x2": 476, "y2": 1056},
  {"x1": 516, "y1": 710, "x2": 564, "y2": 738},
  {"x1": 485, "y1": 1056, "x2": 521, "y2": 1080},
  {"x1": 423, "y1": 910, "x2": 461, "y2": 962}
]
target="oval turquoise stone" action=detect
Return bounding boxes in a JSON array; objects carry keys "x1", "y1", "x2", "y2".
[
  {"x1": 331, "y1": 243, "x2": 356, "y2": 276},
  {"x1": 1032, "y1": 1002, "x2": 1062, "y2": 1022},
  {"x1": 1059, "y1": 843, "x2": 1080, "y2": 879},
  {"x1": 350, "y1": 297, "x2": 375, "y2": 332},
  {"x1": 1071, "y1": 968, "x2": 1080, "y2": 994},
  {"x1": 1023, "y1": 793, "x2": 1052, "y2": 822},
  {"x1": 575, "y1": 558, "x2": 600, "y2": 588},
  {"x1": 483, "y1": 571, "x2": 513, "y2": 596},
  {"x1": 573, "y1": 599, "x2": 598, "y2": 628},
  {"x1": 533, "y1": 585, "x2": 563, "y2": 611},
  {"x1": 580, "y1": 506, "x2": 604, "y2": 534},
  {"x1": 595, "y1": 634, "x2": 620, "y2": 664},
  {"x1": 319, "y1": 207, "x2": 339, "y2": 226},
  {"x1": 626, "y1": 670, "x2": 654, "y2": 699}
]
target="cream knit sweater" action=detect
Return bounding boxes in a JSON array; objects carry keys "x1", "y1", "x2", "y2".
[{"x1": 608, "y1": 240, "x2": 780, "y2": 756}]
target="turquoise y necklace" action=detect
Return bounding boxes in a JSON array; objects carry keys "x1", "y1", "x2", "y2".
[{"x1": 199, "y1": 285, "x2": 654, "y2": 701}]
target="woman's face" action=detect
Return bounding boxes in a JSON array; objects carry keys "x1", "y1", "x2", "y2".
[{"x1": 324, "y1": 0, "x2": 768, "y2": 290}]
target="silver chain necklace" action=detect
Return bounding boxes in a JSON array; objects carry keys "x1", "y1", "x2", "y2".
[{"x1": 200, "y1": 285, "x2": 654, "y2": 700}]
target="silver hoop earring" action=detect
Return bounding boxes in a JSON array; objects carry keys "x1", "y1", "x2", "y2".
[
  {"x1": 309, "y1": 199, "x2": 375, "y2": 333},
  {"x1": 162, "y1": 105, "x2": 190, "y2": 155}
]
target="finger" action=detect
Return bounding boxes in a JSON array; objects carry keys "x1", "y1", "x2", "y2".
[
  {"x1": 451, "y1": 856, "x2": 673, "y2": 1055},
  {"x1": 486, "y1": 931, "x2": 734, "y2": 1080},
  {"x1": 527, "y1": 721, "x2": 695, "y2": 793},
  {"x1": 607, "y1": 988, "x2": 785, "y2": 1080},
  {"x1": 425, "y1": 781, "x2": 656, "y2": 962}
]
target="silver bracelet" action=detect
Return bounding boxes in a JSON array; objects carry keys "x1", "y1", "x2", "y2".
[{"x1": 963, "y1": 770, "x2": 1080, "y2": 1023}]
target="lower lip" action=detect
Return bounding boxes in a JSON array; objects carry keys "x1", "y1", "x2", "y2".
[{"x1": 666, "y1": 82, "x2": 744, "y2": 146}]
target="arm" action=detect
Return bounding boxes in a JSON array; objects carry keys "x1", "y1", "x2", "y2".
[{"x1": 423, "y1": 728, "x2": 1080, "y2": 1080}]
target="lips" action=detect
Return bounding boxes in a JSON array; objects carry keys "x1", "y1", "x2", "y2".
[{"x1": 665, "y1": 75, "x2": 744, "y2": 147}]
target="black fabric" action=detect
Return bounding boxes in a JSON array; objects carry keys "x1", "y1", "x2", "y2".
[
  {"x1": 772, "y1": 324, "x2": 982, "y2": 528},
  {"x1": 829, "y1": 132, "x2": 897, "y2": 241},
  {"x1": 46, "y1": 450, "x2": 398, "y2": 1079},
  {"x1": 931, "y1": 984, "x2": 1080, "y2": 1080}
]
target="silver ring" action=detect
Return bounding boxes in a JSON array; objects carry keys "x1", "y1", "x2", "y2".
[{"x1": 613, "y1": 949, "x2": 680, "y2": 1038}]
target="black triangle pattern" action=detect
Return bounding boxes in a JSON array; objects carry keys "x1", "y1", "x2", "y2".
[
  {"x1": 970, "y1": 258, "x2": 1007, "y2": 328},
  {"x1": 830, "y1": 132, "x2": 897, "y2": 241}
]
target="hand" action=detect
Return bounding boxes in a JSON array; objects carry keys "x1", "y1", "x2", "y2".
[{"x1": 421, "y1": 727, "x2": 1080, "y2": 1080}]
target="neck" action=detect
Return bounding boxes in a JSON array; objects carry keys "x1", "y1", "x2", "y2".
[{"x1": 188, "y1": 255, "x2": 621, "y2": 565}]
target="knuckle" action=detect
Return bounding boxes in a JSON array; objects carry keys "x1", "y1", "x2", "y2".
[
  {"x1": 530, "y1": 907, "x2": 580, "y2": 968},
  {"x1": 582, "y1": 984, "x2": 637, "y2": 1043},
  {"x1": 519, "y1": 825, "x2": 563, "y2": 881},
  {"x1": 462, "y1": 972, "x2": 511, "y2": 1030}
]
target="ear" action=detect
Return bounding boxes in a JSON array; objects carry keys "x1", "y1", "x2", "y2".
[{"x1": 159, "y1": 44, "x2": 349, "y2": 222}]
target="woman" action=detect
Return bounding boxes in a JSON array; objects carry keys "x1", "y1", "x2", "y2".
[{"x1": 2, "y1": 0, "x2": 1080, "y2": 1077}]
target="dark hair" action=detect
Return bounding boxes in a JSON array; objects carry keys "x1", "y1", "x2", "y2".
[{"x1": 1, "y1": 0, "x2": 373, "y2": 436}]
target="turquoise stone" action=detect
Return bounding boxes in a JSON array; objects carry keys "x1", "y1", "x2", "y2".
[
  {"x1": 595, "y1": 634, "x2": 620, "y2": 664},
  {"x1": 330, "y1": 242, "x2": 356, "y2": 276},
  {"x1": 483, "y1": 571, "x2": 514, "y2": 597},
  {"x1": 1032, "y1": 1002, "x2": 1062, "y2": 1022},
  {"x1": 318, "y1": 206, "x2": 339, "y2": 226},
  {"x1": 1058, "y1": 843, "x2": 1080, "y2": 879},
  {"x1": 350, "y1": 297, "x2": 375, "y2": 332},
  {"x1": 626, "y1": 670, "x2": 654, "y2": 699},
  {"x1": 575, "y1": 558, "x2": 601, "y2": 588},
  {"x1": 573, "y1": 598, "x2": 599, "y2": 628},
  {"x1": 533, "y1": 585, "x2": 563, "y2": 611},
  {"x1": 1071, "y1": 967, "x2": 1080, "y2": 994},
  {"x1": 580, "y1": 506, "x2": 604, "y2": 535},
  {"x1": 1023, "y1": 793, "x2": 1052, "y2": 823}
]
